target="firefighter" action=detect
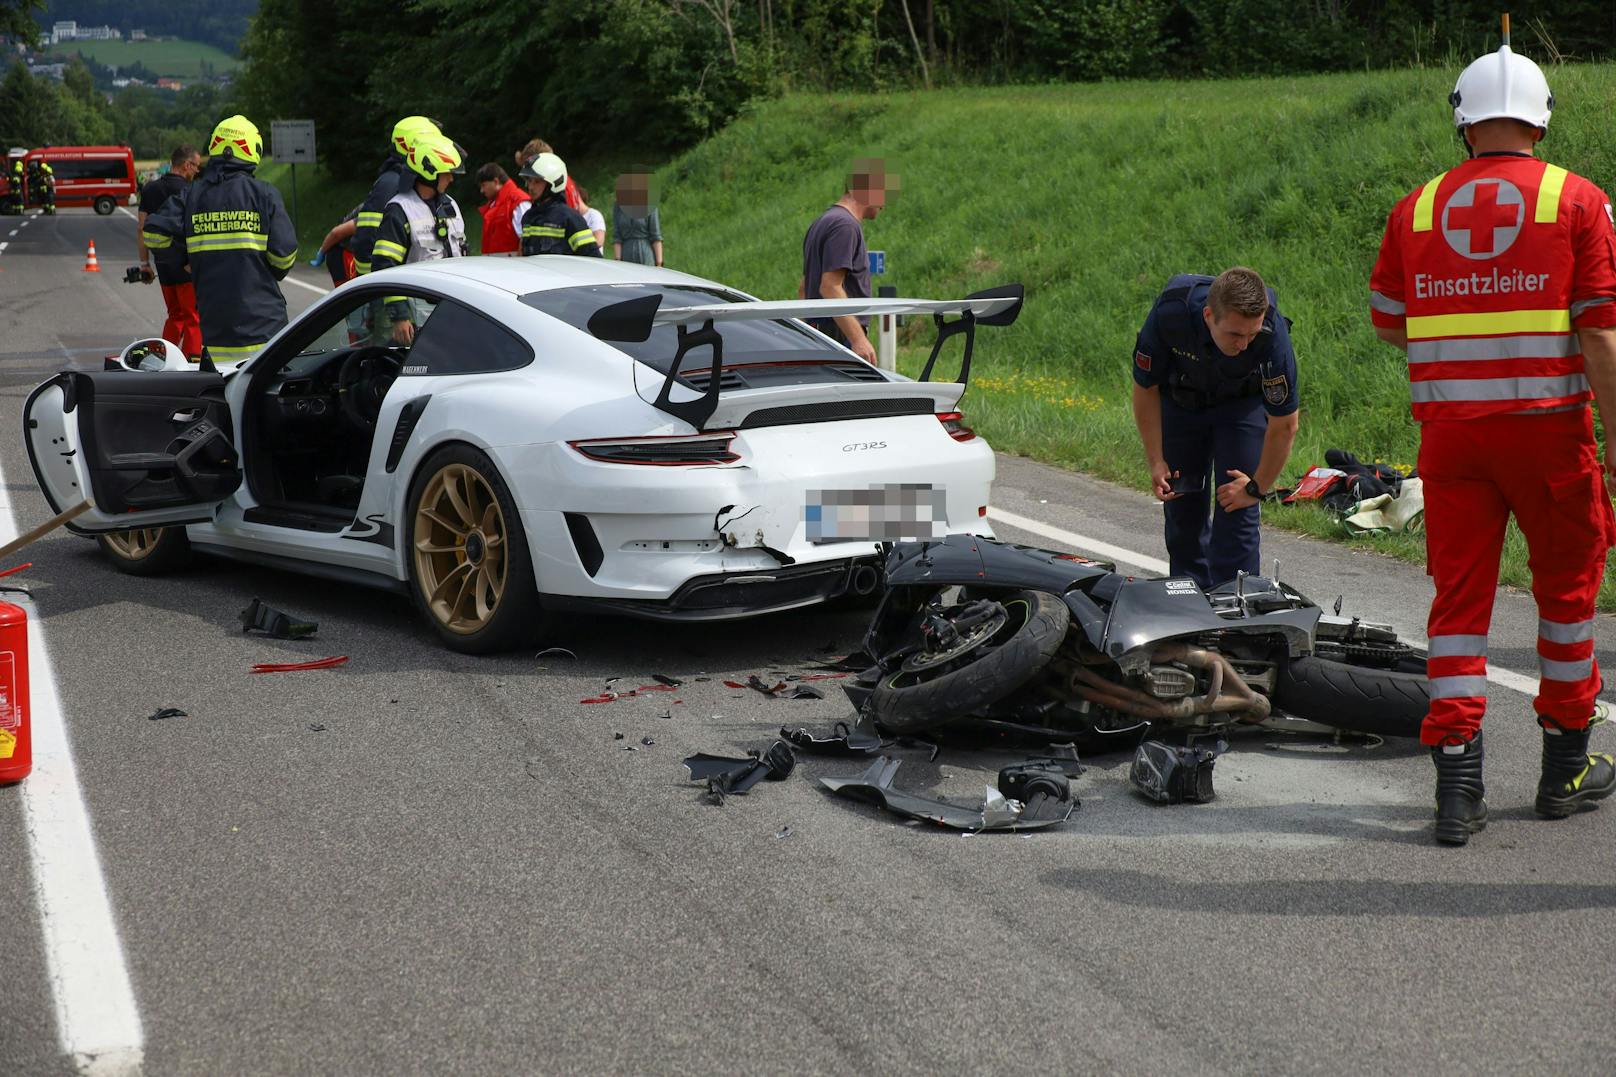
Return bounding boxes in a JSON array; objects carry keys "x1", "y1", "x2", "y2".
[
  {"x1": 28, "y1": 160, "x2": 54, "y2": 214},
  {"x1": 1369, "y1": 42, "x2": 1616, "y2": 846},
  {"x1": 352, "y1": 115, "x2": 442, "y2": 276},
  {"x1": 1130, "y1": 268, "x2": 1300, "y2": 589},
  {"x1": 369, "y1": 133, "x2": 468, "y2": 344},
  {"x1": 2, "y1": 157, "x2": 22, "y2": 214},
  {"x1": 141, "y1": 115, "x2": 299, "y2": 363},
  {"x1": 517, "y1": 153, "x2": 601, "y2": 257}
]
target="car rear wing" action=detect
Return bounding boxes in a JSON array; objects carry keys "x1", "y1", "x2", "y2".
[{"x1": 587, "y1": 283, "x2": 1024, "y2": 430}]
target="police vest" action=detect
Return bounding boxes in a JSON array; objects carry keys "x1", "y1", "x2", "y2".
[
  {"x1": 1154, "y1": 274, "x2": 1271, "y2": 410},
  {"x1": 1384, "y1": 156, "x2": 1599, "y2": 420},
  {"x1": 384, "y1": 190, "x2": 467, "y2": 262}
]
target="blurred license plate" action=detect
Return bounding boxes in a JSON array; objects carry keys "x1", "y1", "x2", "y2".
[{"x1": 806, "y1": 483, "x2": 943, "y2": 544}]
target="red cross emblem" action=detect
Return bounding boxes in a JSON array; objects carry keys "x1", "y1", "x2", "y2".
[{"x1": 1441, "y1": 178, "x2": 1524, "y2": 260}]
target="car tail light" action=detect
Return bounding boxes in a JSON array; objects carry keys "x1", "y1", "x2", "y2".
[
  {"x1": 937, "y1": 412, "x2": 976, "y2": 442},
  {"x1": 568, "y1": 432, "x2": 740, "y2": 465}
]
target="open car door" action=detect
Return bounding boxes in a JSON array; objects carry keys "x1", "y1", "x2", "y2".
[{"x1": 23, "y1": 370, "x2": 242, "y2": 534}]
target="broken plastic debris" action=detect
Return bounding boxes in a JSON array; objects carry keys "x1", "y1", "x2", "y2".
[
  {"x1": 1129, "y1": 739, "x2": 1226, "y2": 804},
  {"x1": 807, "y1": 649, "x2": 875, "y2": 673},
  {"x1": 613, "y1": 732, "x2": 625, "y2": 740},
  {"x1": 535, "y1": 646, "x2": 577, "y2": 660},
  {"x1": 308, "y1": 723, "x2": 326, "y2": 732},
  {"x1": 651, "y1": 673, "x2": 682, "y2": 687},
  {"x1": 683, "y1": 739, "x2": 796, "y2": 802},
  {"x1": 782, "y1": 719, "x2": 882, "y2": 755},
  {"x1": 819, "y1": 757, "x2": 1075, "y2": 830},
  {"x1": 786, "y1": 684, "x2": 824, "y2": 700},
  {"x1": 146, "y1": 707, "x2": 187, "y2": 721},
  {"x1": 641, "y1": 736, "x2": 656, "y2": 746},
  {"x1": 239, "y1": 598, "x2": 319, "y2": 640},
  {"x1": 775, "y1": 825, "x2": 793, "y2": 839},
  {"x1": 0, "y1": 562, "x2": 33, "y2": 578},
  {"x1": 249, "y1": 655, "x2": 348, "y2": 673}
]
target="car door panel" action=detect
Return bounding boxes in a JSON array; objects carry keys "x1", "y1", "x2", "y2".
[{"x1": 24, "y1": 370, "x2": 242, "y2": 533}]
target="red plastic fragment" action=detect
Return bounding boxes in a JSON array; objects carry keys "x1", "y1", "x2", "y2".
[{"x1": 250, "y1": 655, "x2": 349, "y2": 673}]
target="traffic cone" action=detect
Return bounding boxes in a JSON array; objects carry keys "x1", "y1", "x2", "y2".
[{"x1": 83, "y1": 240, "x2": 100, "y2": 272}]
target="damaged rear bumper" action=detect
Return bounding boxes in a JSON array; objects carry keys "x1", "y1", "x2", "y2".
[{"x1": 543, "y1": 554, "x2": 885, "y2": 622}]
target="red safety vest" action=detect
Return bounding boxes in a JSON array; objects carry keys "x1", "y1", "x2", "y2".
[
  {"x1": 478, "y1": 179, "x2": 527, "y2": 254},
  {"x1": 1370, "y1": 155, "x2": 1616, "y2": 421}
]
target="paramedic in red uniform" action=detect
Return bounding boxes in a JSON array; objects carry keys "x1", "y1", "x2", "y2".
[{"x1": 1370, "y1": 42, "x2": 1616, "y2": 845}]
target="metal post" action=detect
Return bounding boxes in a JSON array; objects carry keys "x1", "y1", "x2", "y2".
[
  {"x1": 289, "y1": 162, "x2": 299, "y2": 231},
  {"x1": 877, "y1": 283, "x2": 897, "y2": 372}
]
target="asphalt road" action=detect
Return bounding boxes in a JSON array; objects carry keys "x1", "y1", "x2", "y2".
[{"x1": 2, "y1": 208, "x2": 1614, "y2": 1076}]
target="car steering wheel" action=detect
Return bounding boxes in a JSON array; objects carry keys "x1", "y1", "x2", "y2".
[{"x1": 336, "y1": 346, "x2": 405, "y2": 433}]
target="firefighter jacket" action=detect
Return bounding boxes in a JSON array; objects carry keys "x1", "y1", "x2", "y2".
[
  {"x1": 352, "y1": 155, "x2": 412, "y2": 274},
  {"x1": 519, "y1": 195, "x2": 602, "y2": 257},
  {"x1": 1371, "y1": 152, "x2": 1616, "y2": 421},
  {"x1": 1132, "y1": 274, "x2": 1299, "y2": 415},
  {"x1": 141, "y1": 155, "x2": 298, "y2": 360},
  {"x1": 371, "y1": 187, "x2": 466, "y2": 323}
]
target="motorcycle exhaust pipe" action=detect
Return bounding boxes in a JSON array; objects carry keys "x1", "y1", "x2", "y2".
[{"x1": 1068, "y1": 646, "x2": 1270, "y2": 724}]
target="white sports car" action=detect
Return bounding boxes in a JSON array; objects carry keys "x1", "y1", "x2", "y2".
[{"x1": 23, "y1": 257, "x2": 1021, "y2": 651}]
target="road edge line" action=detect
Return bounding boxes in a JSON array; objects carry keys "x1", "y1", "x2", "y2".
[{"x1": 0, "y1": 475, "x2": 145, "y2": 1074}]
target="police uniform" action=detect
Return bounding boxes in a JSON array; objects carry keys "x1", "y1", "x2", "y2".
[
  {"x1": 141, "y1": 155, "x2": 299, "y2": 361},
  {"x1": 1132, "y1": 273, "x2": 1299, "y2": 588},
  {"x1": 519, "y1": 196, "x2": 601, "y2": 257},
  {"x1": 1371, "y1": 153, "x2": 1616, "y2": 747}
]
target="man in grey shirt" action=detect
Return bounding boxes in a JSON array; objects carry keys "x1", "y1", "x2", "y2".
[{"x1": 800, "y1": 158, "x2": 892, "y2": 365}]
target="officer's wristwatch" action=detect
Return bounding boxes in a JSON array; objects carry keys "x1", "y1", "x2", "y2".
[{"x1": 1244, "y1": 479, "x2": 1278, "y2": 503}]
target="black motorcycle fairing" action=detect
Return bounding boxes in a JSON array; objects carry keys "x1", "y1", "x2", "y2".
[
  {"x1": 1063, "y1": 588, "x2": 1109, "y2": 649},
  {"x1": 883, "y1": 534, "x2": 1114, "y2": 593},
  {"x1": 1103, "y1": 577, "x2": 1318, "y2": 672}
]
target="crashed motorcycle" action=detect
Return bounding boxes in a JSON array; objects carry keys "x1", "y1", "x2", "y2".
[{"x1": 850, "y1": 535, "x2": 1429, "y2": 746}]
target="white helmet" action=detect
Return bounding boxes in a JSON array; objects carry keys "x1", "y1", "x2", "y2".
[
  {"x1": 1450, "y1": 45, "x2": 1553, "y2": 131},
  {"x1": 518, "y1": 151, "x2": 567, "y2": 195}
]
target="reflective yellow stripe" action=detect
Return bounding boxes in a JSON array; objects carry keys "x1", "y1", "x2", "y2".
[
  {"x1": 206, "y1": 343, "x2": 265, "y2": 357},
  {"x1": 266, "y1": 248, "x2": 297, "y2": 271},
  {"x1": 1412, "y1": 171, "x2": 1449, "y2": 233},
  {"x1": 382, "y1": 295, "x2": 407, "y2": 304},
  {"x1": 354, "y1": 260, "x2": 372, "y2": 274},
  {"x1": 371, "y1": 239, "x2": 407, "y2": 261},
  {"x1": 1405, "y1": 308, "x2": 1573, "y2": 339},
  {"x1": 191, "y1": 241, "x2": 270, "y2": 254},
  {"x1": 356, "y1": 212, "x2": 384, "y2": 227},
  {"x1": 141, "y1": 231, "x2": 172, "y2": 249},
  {"x1": 567, "y1": 229, "x2": 595, "y2": 250},
  {"x1": 1536, "y1": 164, "x2": 1568, "y2": 224},
  {"x1": 522, "y1": 225, "x2": 565, "y2": 238},
  {"x1": 191, "y1": 231, "x2": 269, "y2": 253}
]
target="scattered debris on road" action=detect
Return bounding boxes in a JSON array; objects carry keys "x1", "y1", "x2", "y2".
[
  {"x1": 683, "y1": 740, "x2": 796, "y2": 804},
  {"x1": 535, "y1": 646, "x2": 577, "y2": 660},
  {"x1": 820, "y1": 757, "x2": 1076, "y2": 831},
  {"x1": 145, "y1": 707, "x2": 187, "y2": 721},
  {"x1": 781, "y1": 719, "x2": 881, "y2": 755},
  {"x1": 249, "y1": 655, "x2": 349, "y2": 674},
  {"x1": 1129, "y1": 740, "x2": 1226, "y2": 804},
  {"x1": 239, "y1": 598, "x2": 319, "y2": 640}
]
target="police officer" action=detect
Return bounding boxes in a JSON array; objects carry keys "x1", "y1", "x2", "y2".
[
  {"x1": 369, "y1": 133, "x2": 468, "y2": 344},
  {"x1": 141, "y1": 115, "x2": 298, "y2": 363},
  {"x1": 517, "y1": 153, "x2": 601, "y2": 257},
  {"x1": 352, "y1": 116, "x2": 443, "y2": 276},
  {"x1": 1370, "y1": 40, "x2": 1616, "y2": 845},
  {"x1": 1130, "y1": 267, "x2": 1300, "y2": 589}
]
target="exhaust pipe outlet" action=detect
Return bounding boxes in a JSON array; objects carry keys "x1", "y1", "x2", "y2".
[{"x1": 850, "y1": 564, "x2": 880, "y2": 596}]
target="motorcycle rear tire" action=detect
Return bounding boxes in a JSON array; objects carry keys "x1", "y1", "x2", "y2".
[
  {"x1": 871, "y1": 589, "x2": 1069, "y2": 735},
  {"x1": 1272, "y1": 654, "x2": 1428, "y2": 738}
]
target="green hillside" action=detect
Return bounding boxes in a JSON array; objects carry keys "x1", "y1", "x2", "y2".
[
  {"x1": 651, "y1": 67, "x2": 1616, "y2": 602},
  {"x1": 49, "y1": 38, "x2": 239, "y2": 78}
]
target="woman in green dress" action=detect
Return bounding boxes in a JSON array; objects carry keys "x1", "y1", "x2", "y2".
[{"x1": 612, "y1": 169, "x2": 663, "y2": 267}]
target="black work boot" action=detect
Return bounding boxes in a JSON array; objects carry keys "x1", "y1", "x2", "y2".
[
  {"x1": 1431, "y1": 732, "x2": 1487, "y2": 846},
  {"x1": 1534, "y1": 718, "x2": 1616, "y2": 819}
]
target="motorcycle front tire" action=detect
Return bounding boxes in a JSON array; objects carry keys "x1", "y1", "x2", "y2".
[
  {"x1": 1272, "y1": 653, "x2": 1429, "y2": 738},
  {"x1": 870, "y1": 589, "x2": 1069, "y2": 735}
]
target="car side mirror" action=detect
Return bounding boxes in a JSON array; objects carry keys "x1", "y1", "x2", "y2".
[{"x1": 118, "y1": 338, "x2": 186, "y2": 372}]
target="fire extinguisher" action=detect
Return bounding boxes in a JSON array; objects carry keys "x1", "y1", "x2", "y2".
[{"x1": 0, "y1": 600, "x2": 30, "y2": 784}]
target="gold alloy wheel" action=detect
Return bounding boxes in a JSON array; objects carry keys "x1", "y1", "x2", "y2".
[
  {"x1": 102, "y1": 527, "x2": 166, "y2": 560},
  {"x1": 412, "y1": 463, "x2": 508, "y2": 634}
]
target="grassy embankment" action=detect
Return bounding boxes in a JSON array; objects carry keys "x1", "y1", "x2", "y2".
[
  {"x1": 251, "y1": 68, "x2": 1616, "y2": 605},
  {"x1": 653, "y1": 69, "x2": 1616, "y2": 608},
  {"x1": 48, "y1": 39, "x2": 239, "y2": 78}
]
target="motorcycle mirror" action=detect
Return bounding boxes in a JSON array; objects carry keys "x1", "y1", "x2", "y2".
[{"x1": 1334, "y1": 594, "x2": 1344, "y2": 616}]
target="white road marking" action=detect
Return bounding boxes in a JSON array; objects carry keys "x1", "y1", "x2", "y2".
[
  {"x1": 115, "y1": 207, "x2": 137, "y2": 222},
  {"x1": 986, "y1": 505, "x2": 1556, "y2": 701},
  {"x1": 8, "y1": 229, "x2": 16, "y2": 236},
  {"x1": 282, "y1": 275, "x2": 330, "y2": 296},
  {"x1": 0, "y1": 242, "x2": 8, "y2": 253},
  {"x1": 0, "y1": 468, "x2": 145, "y2": 1074}
]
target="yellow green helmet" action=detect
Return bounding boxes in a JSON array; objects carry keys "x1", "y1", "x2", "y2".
[
  {"x1": 208, "y1": 115, "x2": 263, "y2": 166},
  {"x1": 391, "y1": 116, "x2": 442, "y2": 157},
  {"x1": 405, "y1": 133, "x2": 464, "y2": 183}
]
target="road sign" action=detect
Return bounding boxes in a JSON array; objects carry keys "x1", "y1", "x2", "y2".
[
  {"x1": 270, "y1": 121, "x2": 317, "y2": 165},
  {"x1": 868, "y1": 249, "x2": 886, "y2": 275}
]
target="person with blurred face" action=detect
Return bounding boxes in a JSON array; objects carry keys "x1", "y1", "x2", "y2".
[{"x1": 799, "y1": 158, "x2": 894, "y2": 365}]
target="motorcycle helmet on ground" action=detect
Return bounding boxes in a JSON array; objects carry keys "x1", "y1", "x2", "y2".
[
  {"x1": 518, "y1": 152, "x2": 567, "y2": 196},
  {"x1": 208, "y1": 115, "x2": 263, "y2": 165}
]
